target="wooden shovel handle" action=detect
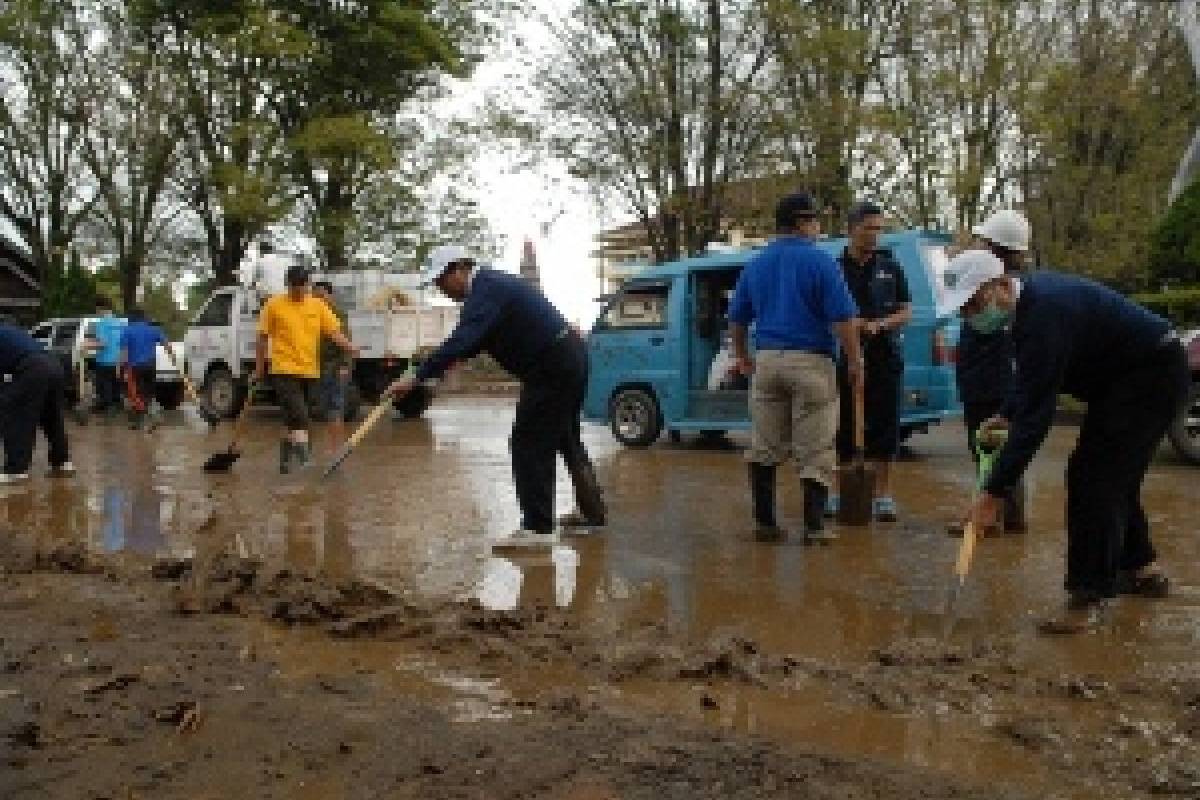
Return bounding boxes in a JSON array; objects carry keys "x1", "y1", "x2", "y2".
[
  {"x1": 344, "y1": 398, "x2": 391, "y2": 450},
  {"x1": 228, "y1": 380, "x2": 258, "y2": 449},
  {"x1": 853, "y1": 383, "x2": 866, "y2": 456},
  {"x1": 954, "y1": 521, "x2": 978, "y2": 581}
]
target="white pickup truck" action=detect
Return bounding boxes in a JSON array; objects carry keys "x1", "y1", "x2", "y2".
[{"x1": 184, "y1": 277, "x2": 458, "y2": 420}]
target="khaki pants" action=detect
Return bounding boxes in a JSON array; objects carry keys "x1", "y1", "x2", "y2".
[{"x1": 747, "y1": 350, "x2": 839, "y2": 488}]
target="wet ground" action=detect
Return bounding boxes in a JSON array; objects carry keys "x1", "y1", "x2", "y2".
[{"x1": 2, "y1": 397, "x2": 1198, "y2": 798}]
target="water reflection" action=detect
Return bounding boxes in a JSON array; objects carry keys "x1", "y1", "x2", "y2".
[{"x1": 476, "y1": 545, "x2": 580, "y2": 611}]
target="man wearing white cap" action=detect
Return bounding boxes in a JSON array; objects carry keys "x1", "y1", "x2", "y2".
[
  {"x1": 941, "y1": 249, "x2": 1190, "y2": 633},
  {"x1": 387, "y1": 245, "x2": 605, "y2": 547},
  {"x1": 953, "y1": 210, "x2": 1032, "y2": 534}
]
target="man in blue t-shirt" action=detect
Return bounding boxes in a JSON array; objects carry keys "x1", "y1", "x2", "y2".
[
  {"x1": 0, "y1": 323, "x2": 73, "y2": 483},
  {"x1": 728, "y1": 191, "x2": 864, "y2": 543},
  {"x1": 118, "y1": 308, "x2": 166, "y2": 430},
  {"x1": 89, "y1": 298, "x2": 126, "y2": 414}
]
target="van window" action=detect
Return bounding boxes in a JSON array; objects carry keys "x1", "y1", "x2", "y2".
[
  {"x1": 30, "y1": 323, "x2": 51, "y2": 342},
  {"x1": 194, "y1": 293, "x2": 233, "y2": 327},
  {"x1": 52, "y1": 321, "x2": 78, "y2": 347},
  {"x1": 598, "y1": 283, "x2": 669, "y2": 329},
  {"x1": 921, "y1": 244, "x2": 951, "y2": 314}
]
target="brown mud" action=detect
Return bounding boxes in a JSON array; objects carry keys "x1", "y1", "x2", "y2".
[{"x1": 2, "y1": 398, "x2": 1198, "y2": 798}]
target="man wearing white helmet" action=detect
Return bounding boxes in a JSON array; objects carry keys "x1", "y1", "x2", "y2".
[
  {"x1": 387, "y1": 245, "x2": 605, "y2": 548},
  {"x1": 941, "y1": 249, "x2": 1190, "y2": 634},
  {"x1": 952, "y1": 210, "x2": 1032, "y2": 535}
]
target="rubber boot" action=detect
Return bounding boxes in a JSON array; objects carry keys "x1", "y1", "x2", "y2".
[
  {"x1": 804, "y1": 479, "x2": 837, "y2": 544},
  {"x1": 279, "y1": 441, "x2": 292, "y2": 475},
  {"x1": 749, "y1": 463, "x2": 783, "y2": 541}
]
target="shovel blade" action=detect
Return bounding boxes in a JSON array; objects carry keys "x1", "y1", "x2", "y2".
[
  {"x1": 837, "y1": 463, "x2": 875, "y2": 525},
  {"x1": 202, "y1": 450, "x2": 240, "y2": 473}
]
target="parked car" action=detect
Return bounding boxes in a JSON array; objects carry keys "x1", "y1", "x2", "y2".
[
  {"x1": 583, "y1": 229, "x2": 962, "y2": 447},
  {"x1": 1167, "y1": 328, "x2": 1200, "y2": 464},
  {"x1": 29, "y1": 316, "x2": 185, "y2": 410}
]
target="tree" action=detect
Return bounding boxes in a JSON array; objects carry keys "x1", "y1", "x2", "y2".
[
  {"x1": 1022, "y1": 1, "x2": 1198, "y2": 287},
  {"x1": 81, "y1": 1, "x2": 185, "y2": 309},
  {"x1": 541, "y1": 0, "x2": 779, "y2": 263},
  {"x1": 0, "y1": 0, "x2": 98, "y2": 292},
  {"x1": 1148, "y1": 177, "x2": 1200, "y2": 287},
  {"x1": 269, "y1": 0, "x2": 470, "y2": 269},
  {"x1": 41, "y1": 248, "x2": 98, "y2": 318},
  {"x1": 131, "y1": 0, "x2": 300, "y2": 287}
]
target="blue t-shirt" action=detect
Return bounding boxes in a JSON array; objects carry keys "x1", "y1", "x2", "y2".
[
  {"x1": 92, "y1": 315, "x2": 127, "y2": 366},
  {"x1": 0, "y1": 323, "x2": 44, "y2": 374},
  {"x1": 728, "y1": 236, "x2": 858, "y2": 355},
  {"x1": 120, "y1": 321, "x2": 166, "y2": 367}
]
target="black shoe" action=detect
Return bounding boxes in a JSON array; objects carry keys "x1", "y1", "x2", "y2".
[
  {"x1": 803, "y1": 479, "x2": 837, "y2": 544},
  {"x1": 1116, "y1": 569, "x2": 1169, "y2": 598},
  {"x1": 749, "y1": 463, "x2": 782, "y2": 537}
]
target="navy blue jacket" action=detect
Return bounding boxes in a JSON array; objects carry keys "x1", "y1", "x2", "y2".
[
  {"x1": 0, "y1": 323, "x2": 44, "y2": 375},
  {"x1": 955, "y1": 324, "x2": 1015, "y2": 406},
  {"x1": 416, "y1": 268, "x2": 567, "y2": 383},
  {"x1": 984, "y1": 272, "x2": 1171, "y2": 495}
]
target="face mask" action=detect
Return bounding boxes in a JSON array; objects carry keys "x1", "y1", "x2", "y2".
[{"x1": 966, "y1": 303, "x2": 1011, "y2": 334}]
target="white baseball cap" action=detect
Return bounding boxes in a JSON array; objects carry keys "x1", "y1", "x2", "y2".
[
  {"x1": 419, "y1": 244, "x2": 472, "y2": 288},
  {"x1": 937, "y1": 249, "x2": 1005, "y2": 318},
  {"x1": 972, "y1": 209, "x2": 1030, "y2": 252}
]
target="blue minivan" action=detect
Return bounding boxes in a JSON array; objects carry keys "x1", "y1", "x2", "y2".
[{"x1": 583, "y1": 229, "x2": 962, "y2": 447}]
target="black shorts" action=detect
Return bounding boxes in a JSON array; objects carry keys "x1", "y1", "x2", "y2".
[
  {"x1": 835, "y1": 357, "x2": 902, "y2": 462},
  {"x1": 273, "y1": 375, "x2": 315, "y2": 431}
]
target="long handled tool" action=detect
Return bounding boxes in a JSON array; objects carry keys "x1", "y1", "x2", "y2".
[
  {"x1": 321, "y1": 397, "x2": 392, "y2": 479},
  {"x1": 202, "y1": 382, "x2": 257, "y2": 472},
  {"x1": 838, "y1": 382, "x2": 875, "y2": 525},
  {"x1": 162, "y1": 347, "x2": 219, "y2": 428}
]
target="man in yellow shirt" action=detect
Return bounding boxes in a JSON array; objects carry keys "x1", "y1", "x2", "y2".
[{"x1": 256, "y1": 266, "x2": 357, "y2": 473}]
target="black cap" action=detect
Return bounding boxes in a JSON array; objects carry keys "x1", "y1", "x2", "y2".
[
  {"x1": 285, "y1": 265, "x2": 309, "y2": 287},
  {"x1": 775, "y1": 192, "x2": 820, "y2": 229}
]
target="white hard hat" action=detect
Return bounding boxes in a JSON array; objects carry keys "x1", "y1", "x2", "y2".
[
  {"x1": 937, "y1": 249, "x2": 1005, "y2": 318},
  {"x1": 972, "y1": 209, "x2": 1030, "y2": 252},
  {"x1": 419, "y1": 244, "x2": 472, "y2": 288}
]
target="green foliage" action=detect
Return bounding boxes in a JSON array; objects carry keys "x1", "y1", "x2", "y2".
[
  {"x1": 139, "y1": 281, "x2": 191, "y2": 339},
  {"x1": 1131, "y1": 287, "x2": 1200, "y2": 327},
  {"x1": 1148, "y1": 179, "x2": 1200, "y2": 287},
  {"x1": 40, "y1": 250, "x2": 97, "y2": 318}
]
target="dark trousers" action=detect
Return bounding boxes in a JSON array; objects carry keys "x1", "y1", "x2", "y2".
[
  {"x1": 0, "y1": 352, "x2": 70, "y2": 474},
  {"x1": 1065, "y1": 343, "x2": 1190, "y2": 598},
  {"x1": 510, "y1": 333, "x2": 605, "y2": 532},
  {"x1": 128, "y1": 364, "x2": 155, "y2": 413},
  {"x1": 93, "y1": 364, "x2": 120, "y2": 410},
  {"x1": 835, "y1": 355, "x2": 902, "y2": 461}
]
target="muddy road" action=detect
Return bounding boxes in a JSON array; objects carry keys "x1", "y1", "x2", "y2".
[{"x1": 1, "y1": 397, "x2": 1197, "y2": 798}]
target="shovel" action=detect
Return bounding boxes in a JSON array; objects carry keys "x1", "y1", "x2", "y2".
[
  {"x1": 838, "y1": 383, "x2": 875, "y2": 525},
  {"x1": 321, "y1": 397, "x2": 393, "y2": 479},
  {"x1": 202, "y1": 382, "x2": 257, "y2": 472},
  {"x1": 162, "y1": 347, "x2": 219, "y2": 428},
  {"x1": 72, "y1": 358, "x2": 89, "y2": 425}
]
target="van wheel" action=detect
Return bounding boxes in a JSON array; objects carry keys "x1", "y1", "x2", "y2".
[
  {"x1": 1168, "y1": 382, "x2": 1200, "y2": 465},
  {"x1": 202, "y1": 367, "x2": 243, "y2": 419},
  {"x1": 610, "y1": 388, "x2": 662, "y2": 447}
]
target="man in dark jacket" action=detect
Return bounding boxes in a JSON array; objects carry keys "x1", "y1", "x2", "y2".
[
  {"x1": 942, "y1": 250, "x2": 1190, "y2": 634},
  {"x1": 0, "y1": 322, "x2": 73, "y2": 484},
  {"x1": 386, "y1": 245, "x2": 605, "y2": 548},
  {"x1": 953, "y1": 210, "x2": 1032, "y2": 534},
  {"x1": 831, "y1": 201, "x2": 911, "y2": 522}
]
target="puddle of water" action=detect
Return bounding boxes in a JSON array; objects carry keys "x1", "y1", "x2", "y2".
[{"x1": 5, "y1": 402, "x2": 1198, "y2": 797}]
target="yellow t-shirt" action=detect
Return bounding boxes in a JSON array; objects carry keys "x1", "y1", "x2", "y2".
[{"x1": 258, "y1": 294, "x2": 341, "y2": 378}]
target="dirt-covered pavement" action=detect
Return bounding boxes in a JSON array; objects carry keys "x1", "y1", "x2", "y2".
[{"x1": 1, "y1": 397, "x2": 1198, "y2": 799}]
